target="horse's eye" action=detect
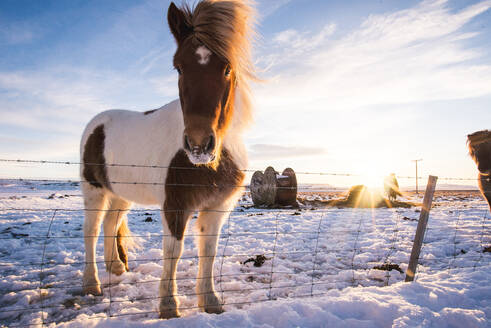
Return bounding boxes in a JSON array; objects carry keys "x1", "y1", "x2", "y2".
[
  {"x1": 175, "y1": 66, "x2": 182, "y2": 75},
  {"x1": 224, "y1": 65, "x2": 231, "y2": 77}
]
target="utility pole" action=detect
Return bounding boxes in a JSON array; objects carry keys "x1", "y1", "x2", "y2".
[{"x1": 412, "y1": 159, "x2": 423, "y2": 194}]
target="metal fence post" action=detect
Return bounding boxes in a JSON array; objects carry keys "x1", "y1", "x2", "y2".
[{"x1": 405, "y1": 175, "x2": 438, "y2": 282}]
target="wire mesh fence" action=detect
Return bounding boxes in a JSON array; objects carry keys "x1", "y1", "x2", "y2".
[{"x1": 0, "y1": 159, "x2": 489, "y2": 327}]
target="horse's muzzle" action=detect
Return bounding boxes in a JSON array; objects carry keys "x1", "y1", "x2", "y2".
[{"x1": 183, "y1": 134, "x2": 217, "y2": 165}]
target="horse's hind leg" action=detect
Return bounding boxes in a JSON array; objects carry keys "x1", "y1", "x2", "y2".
[
  {"x1": 82, "y1": 186, "x2": 109, "y2": 296},
  {"x1": 103, "y1": 197, "x2": 132, "y2": 276}
]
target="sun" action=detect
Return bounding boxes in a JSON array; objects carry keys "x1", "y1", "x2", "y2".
[{"x1": 358, "y1": 162, "x2": 390, "y2": 190}]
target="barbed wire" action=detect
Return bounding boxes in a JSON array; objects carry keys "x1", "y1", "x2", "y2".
[
  {"x1": 0, "y1": 158, "x2": 483, "y2": 181},
  {"x1": 1, "y1": 178, "x2": 489, "y2": 200},
  {"x1": 0, "y1": 158, "x2": 357, "y2": 177}
]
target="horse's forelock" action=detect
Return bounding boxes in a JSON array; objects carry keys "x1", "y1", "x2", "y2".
[
  {"x1": 468, "y1": 130, "x2": 491, "y2": 167},
  {"x1": 182, "y1": 1, "x2": 256, "y2": 73},
  {"x1": 468, "y1": 130, "x2": 491, "y2": 147}
]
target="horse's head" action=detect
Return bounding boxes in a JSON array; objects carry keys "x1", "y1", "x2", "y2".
[
  {"x1": 468, "y1": 130, "x2": 491, "y2": 176},
  {"x1": 168, "y1": 2, "x2": 238, "y2": 166}
]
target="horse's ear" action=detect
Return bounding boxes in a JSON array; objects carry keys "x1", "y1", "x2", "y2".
[{"x1": 167, "y1": 2, "x2": 192, "y2": 44}]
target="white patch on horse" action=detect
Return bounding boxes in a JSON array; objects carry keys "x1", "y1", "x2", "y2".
[{"x1": 196, "y1": 46, "x2": 211, "y2": 65}]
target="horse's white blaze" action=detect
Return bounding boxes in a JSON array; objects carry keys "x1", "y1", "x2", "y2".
[{"x1": 196, "y1": 46, "x2": 211, "y2": 65}]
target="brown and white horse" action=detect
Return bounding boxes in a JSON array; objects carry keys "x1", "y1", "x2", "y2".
[
  {"x1": 80, "y1": 0, "x2": 256, "y2": 319},
  {"x1": 467, "y1": 130, "x2": 491, "y2": 211}
]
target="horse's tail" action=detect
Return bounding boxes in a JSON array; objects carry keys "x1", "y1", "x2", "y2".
[
  {"x1": 116, "y1": 219, "x2": 138, "y2": 271},
  {"x1": 117, "y1": 219, "x2": 136, "y2": 248}
]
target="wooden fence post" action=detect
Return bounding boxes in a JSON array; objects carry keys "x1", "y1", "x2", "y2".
[{"x1": 405, "y1": 175, "x2": 438, "y2": 282}]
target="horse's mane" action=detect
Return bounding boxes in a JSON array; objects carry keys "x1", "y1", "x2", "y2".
[
  {"x1": 181, "y1": 0, "x2": 257, "y2": 131},
  {"x1": 468, "y1": 130, "x2": 491, "y2": 145},
  {"x1": 467, "y1": 129, "x2": 491, "y2": 159}
]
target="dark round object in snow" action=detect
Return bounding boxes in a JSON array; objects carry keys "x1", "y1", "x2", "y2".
[
  {"x1": 250, "y1": 167, "x2": 277, "y2": 206},
  {"x1": 276, "y1": 168, "x2": 297, "y2": 206},
  {"x1": 250, "y1": 166, "x2": 297, "y2": 207}
]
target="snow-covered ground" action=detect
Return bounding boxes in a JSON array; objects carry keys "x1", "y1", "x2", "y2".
[{"x1": 0, "y1": 180, "x2": 489, "y2": 327}]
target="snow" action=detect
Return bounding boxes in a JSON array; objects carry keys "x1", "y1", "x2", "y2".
[{"x1": 0, "y1": 180, "x2": 489, "y2": 327}]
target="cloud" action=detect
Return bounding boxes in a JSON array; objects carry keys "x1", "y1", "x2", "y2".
[
  {"x1": 0, "y1": 66, "x2": 178, "y2": 134},
  {"x1": 134, "y1": 46, "x2": 174, "y2": 75},
  {"x1": 255, "y1": 0, "x2": 491, "y2": 112},
  {"x1": 0, "y1": 0, "x2": 181, "y2": 164},
  {"x1": 257, "y1": 0, "x2": 294, "y2": 19},
  {"x1": 273, "y1": 24, "x2": 336, "y2": 49},
  {"x1": 249, "y1": 144, "x2": 326, "y2": 160}
]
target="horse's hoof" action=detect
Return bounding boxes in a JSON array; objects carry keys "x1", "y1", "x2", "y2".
[
  {"x1": 159, "y1": 308, "x2": 181, "y2": 319},
  {"x1": 106, "y1": 260, "x2": 126, "y2": 276},
  {"x1": 204, "y1": 304, "x2": 224, "y2": 315},
  {"x1": 159, "y1": 296, "x2": 180, "y2": 319},
  {"x1": 83, "y1": 284, "x2": 102, "y2": 296},
  {"x1": 199, "y1": 293, "x2": 224, "y2": 314}
]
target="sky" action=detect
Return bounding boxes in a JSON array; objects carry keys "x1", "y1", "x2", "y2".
[{"x1": 1, "y1": 0, "x2": 491, "y2": 189}]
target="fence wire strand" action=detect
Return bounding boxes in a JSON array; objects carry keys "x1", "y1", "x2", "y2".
[{"x1": 0, "y1": 157, "x2": 484, "y2": 181}]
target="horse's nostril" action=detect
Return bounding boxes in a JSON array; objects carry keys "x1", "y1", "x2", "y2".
[
  {"x1": 205, "y1": 135, "x2": 215, "y2": 153},
  {"x1": 184, "y1": 135, "x2": 192, "y2": 151}
]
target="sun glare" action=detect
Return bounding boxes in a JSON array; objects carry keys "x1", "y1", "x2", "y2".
[{"x1": 358, "y1": 163, "x2": 390, "y2": 190}]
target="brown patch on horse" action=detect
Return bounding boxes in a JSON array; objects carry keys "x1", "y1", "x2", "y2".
[
  {"x1": 83, "y1": 125, "x2": 111, "y2": 190},
  {"x1": 468, "y1": 130, "x2": 491, "y2": 174},
  {"x1": 164, "y1": 147, "x2": 244, "y2": 240},
  {"x1": 478, "y1": 175, "x2": 491, "y2": 210},
  {"x1": 467, "y1": 130, "x2": 491, "y2": 210}
]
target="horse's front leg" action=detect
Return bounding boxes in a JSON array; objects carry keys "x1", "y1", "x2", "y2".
[
  {"x1": 196, "y1": 207, "x2": 230, "y2": 314},
  {"x1": 159, "y1": 209, "x2": 191, "y2": 319}
]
